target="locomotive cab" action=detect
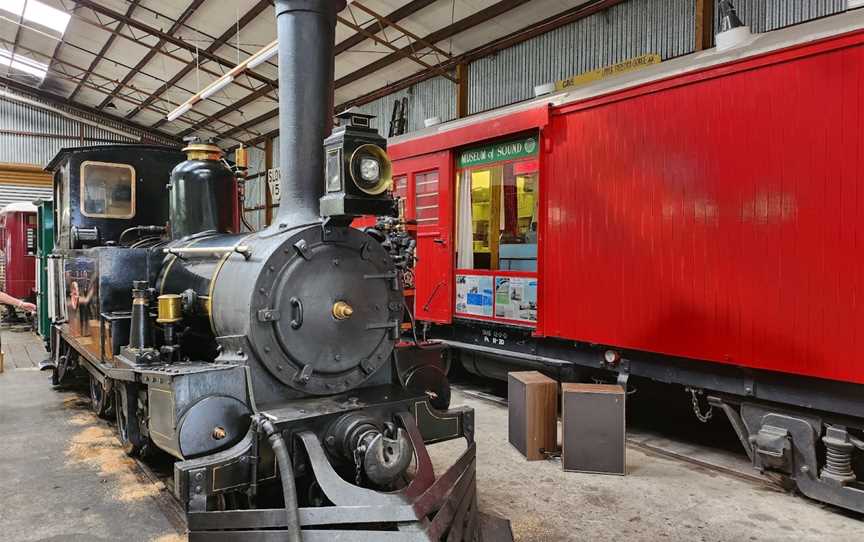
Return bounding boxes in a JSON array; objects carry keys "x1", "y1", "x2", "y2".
[{"x1": 46, "y1": 144, "x2": 184, "y2": 249}]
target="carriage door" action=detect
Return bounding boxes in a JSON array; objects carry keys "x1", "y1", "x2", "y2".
[{"x1": 393, "y1": 150, "x2": 453, "y2": 323}]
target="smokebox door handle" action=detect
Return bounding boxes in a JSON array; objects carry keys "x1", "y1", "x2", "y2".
[{"x1": 289, "y1": 297, "x2": 303, "y2": 329}]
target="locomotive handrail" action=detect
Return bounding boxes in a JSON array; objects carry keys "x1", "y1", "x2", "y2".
[{"x1": 163, "y1": 245, "x2": 252, "y2": 260}]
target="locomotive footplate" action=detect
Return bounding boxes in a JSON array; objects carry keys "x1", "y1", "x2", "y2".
[{"x1": 175, "y1": 385, "x2": 510, "y2": 541}]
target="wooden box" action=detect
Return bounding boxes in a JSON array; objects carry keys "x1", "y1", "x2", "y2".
[
  {"x1": 561, "y1": 383, "x2": 626, "y2": 475},
  {"x1": 508, "y1": 371, "x2": 557, "y2": 460}
]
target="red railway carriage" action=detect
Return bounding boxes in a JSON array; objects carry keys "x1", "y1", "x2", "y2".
[
  {"x1": 388, "y1": 11, "x2": 864, "y2": 513},
  {"x1": 0, "y1": 201, "x2": 37, "y2": 301}
]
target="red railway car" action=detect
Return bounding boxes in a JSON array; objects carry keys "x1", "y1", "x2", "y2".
[
  {"x1": 0, "y1": 201, "x2": 37, "y2": 302},
  {"x1": 389, "y1": 11, "x2": 864, "y2": 512}
]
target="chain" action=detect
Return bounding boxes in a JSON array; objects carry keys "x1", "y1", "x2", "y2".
[{"x1": 688, "y1": 388, "x2": 713, "y2": 423}]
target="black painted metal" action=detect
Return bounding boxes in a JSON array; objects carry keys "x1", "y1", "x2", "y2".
[
  {"x1": 273, "y1": 0, "x2": 346, "y2": 225},
  {"x1": 436, "y1": 320, "x2": 864, "y2": 427},
  {"x1": 168, "y1": 157, "x2": 235, "y2": 239},
  {"x1": 45, "y1": 144, "x2": 183, "y2": 249}
]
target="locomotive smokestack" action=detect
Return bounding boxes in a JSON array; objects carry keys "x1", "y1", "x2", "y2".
[{"x1": 274, "y1": 0, "x2": 346, "y2": 225}]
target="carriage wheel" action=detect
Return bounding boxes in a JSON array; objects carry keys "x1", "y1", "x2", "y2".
[
  {"x1": 114, "y1": 385, "x2": 149, "y2": 458},
  {"x1": 89, "y1": 374, "x2": 112, "y2": 418}
]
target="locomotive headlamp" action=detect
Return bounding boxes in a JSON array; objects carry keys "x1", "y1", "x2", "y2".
[
  {"x1": 359, "y1": 156, "x2": 379, "y2": 183},
  {"x1": 320, "y1": 111, "x2": 397, "y2": 218},
  {"x1": 350, "y1": 144, "x2": 391, "y2": 195}
]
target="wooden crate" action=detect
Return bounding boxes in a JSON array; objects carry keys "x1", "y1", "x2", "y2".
[
  {"x1": 508, "y1": 371, "x2": 557, "y2": 460},
  {"x1": 561, "y1": 383, "x2": 626, "y2": 475}
]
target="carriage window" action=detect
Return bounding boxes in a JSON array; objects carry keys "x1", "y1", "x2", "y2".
[
  {"x1": 80, "y1": 161, "x2": 135, "y2": 219},
  {"x1": 456, "y1": 135, "x2": 539, "y2": 272}
]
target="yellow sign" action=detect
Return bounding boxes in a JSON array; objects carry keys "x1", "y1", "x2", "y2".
[{"x1": 554, "y1": 54, "x2": 662, "y2": 91}]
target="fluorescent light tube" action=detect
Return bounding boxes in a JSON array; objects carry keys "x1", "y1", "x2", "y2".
[
  {"x1": 248, "y1": 45, "x2": 277, "y2": 70},
  {"x1": 200, "y1": 76, "x2": 233, "y2": 100},
  {"x1": 166, "y1": 102, "x2": 193, "y2": 122}
]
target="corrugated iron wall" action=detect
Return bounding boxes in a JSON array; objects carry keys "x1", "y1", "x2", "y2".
[
  {"x1": 469, "y1": 0, "x2": 696, "y2": 114},
  {"x1": 0, "y1": 91, "x2": 176, "y2": 167},
  {"x1": 354, "y1": 0, "x2": 853, "y2": 136},
  {"x1": 717, "y1": 0, "x2": 847, "y2": 34},
  {"x1": 0, "y1": 185, "x2": 52, "y2": 210},
  {"x1": 355, "y1": 75, "x2": 456, "y2": 137}
]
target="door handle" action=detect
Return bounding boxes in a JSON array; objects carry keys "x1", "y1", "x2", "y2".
[{"x1": 433, "y1": 238, "x2": 446, "y2": 245}]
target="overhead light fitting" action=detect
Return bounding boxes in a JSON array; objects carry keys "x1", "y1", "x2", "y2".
[
  {"x1": 167, "y1": 102, "x2": 193, "y2": 122},
  {"x1": 247, "y1": 44, "x2": 277, "y2": 70},
  {"x1": 200, "y1": 76, "x2": 234, "y2": 100},
  {"x1": 164, "y1": 40, "x2": 275, "y2": 121}
]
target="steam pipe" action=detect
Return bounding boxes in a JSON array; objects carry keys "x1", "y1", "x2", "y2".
[
  {"x1": 273, "y1": 0, "x2": 346, "y2": 226},
  {"x1": 257, "y1": 417, "x2": 301, "y2": 542}
]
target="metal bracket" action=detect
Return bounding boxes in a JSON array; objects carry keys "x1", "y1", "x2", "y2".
[{"x1": 257, "y1": 309, "x2": 281, "y2": 322}]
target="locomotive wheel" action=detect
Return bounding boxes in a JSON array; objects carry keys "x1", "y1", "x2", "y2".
[
  {"x1": 114, "y1": 384, "x2": 150, "y2": 458},
  {"x1": 89, "y1": 375, "x2": 112, "y2": 419}
]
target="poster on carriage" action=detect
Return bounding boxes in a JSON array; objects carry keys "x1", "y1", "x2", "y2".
[{"x1": 494, "y1": 276, "x2": 538, "y2": 323}]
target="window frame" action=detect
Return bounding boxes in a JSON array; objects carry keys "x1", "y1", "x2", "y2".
[{"x1": 79, "y1": 160, "x2": 136, "y2": 219}]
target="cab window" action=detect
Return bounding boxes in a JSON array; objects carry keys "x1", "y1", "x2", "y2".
[{"x1": 80, "y1": 161, "x2": 135, "y2": 219}]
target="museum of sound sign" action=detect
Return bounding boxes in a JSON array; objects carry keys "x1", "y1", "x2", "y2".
[{"x1": 458, "y1": 135, "x2": 539, "y2": 168}]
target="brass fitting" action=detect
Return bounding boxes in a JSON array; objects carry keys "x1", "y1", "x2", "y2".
[
  {"x1": 332, "y1": 301, "x2": 354, "y2": 320},
  {"x1": 156, "y1": 294, "x2": 183, "y2": 323}
]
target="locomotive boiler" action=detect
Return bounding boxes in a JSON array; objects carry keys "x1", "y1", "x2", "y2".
[{"x1": 44, "y1": 1, "x2": 488, "y2": 540}]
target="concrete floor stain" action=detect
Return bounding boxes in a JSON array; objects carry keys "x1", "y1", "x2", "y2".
[{"x1": 64, "y1": 412, "x2": 162, "y2": 503}]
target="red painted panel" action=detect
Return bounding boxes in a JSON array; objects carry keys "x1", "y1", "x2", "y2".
[
  {"x1": 393, "y1": 151, "x2": 454, "y2": 323},
  {"x1": 541, "y1": 39, "x2": 864, "y2": 384},
  {"x1": 1, "y1": 211, "x2": 37, "y2": 300}
]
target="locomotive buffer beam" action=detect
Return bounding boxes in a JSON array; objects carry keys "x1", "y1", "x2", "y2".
[{"x1": 174, "y1": 386, "x2": 509, "y2": 541}]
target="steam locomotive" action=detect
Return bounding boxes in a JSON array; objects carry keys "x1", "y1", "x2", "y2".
[{"x1": 44, "y1": 1, "x2": 487, "y2": 540}]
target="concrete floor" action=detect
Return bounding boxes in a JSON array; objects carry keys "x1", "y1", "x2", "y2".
[
  {"x1": 435, "y1": 387, "x2": 864, "y2": 542},
  {"x1": 1, "y1": 330, "x2": 862, "y2": 541},
  {"x1": 0, "y1": 332, "x2": 184, "y2": 542}
]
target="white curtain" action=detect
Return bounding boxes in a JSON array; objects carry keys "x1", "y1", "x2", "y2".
[{"x1": 456, "y1": 169, "x2": 473, "y2": 269}]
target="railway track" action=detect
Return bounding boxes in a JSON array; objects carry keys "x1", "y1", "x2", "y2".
[{"x1": 453, "y1": 383, "x2": 783, "y2": 491}]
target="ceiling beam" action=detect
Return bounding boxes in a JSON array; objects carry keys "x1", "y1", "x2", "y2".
[
  {"x1": 336, "y1": 0, "x2": 625, "y2": 111},
  {"x1": 194, "y1": 0, "x2": 528, "y2": 140},
  {"x1": 167, "y1": 0, "x2": 438, "y2": 137},
  {"x1": 9, "y1": 0, "x2": 27, "y2": 66},
  {"x1": 68, "y1": 0, "x2": 141, "y2": 101},
  {"x1": 175, "y1": 86, "x2": 275, "y2": 138},
  {"x1": 334, "y1": 0, "x2": 531, "y2": 90},
  {"x1": 67, "y1": 7, "x2": 263, "y2": 98},
  {"x1": 334, "y1": 0, "x2": 438, "y2": 55},
  {"x1": 97, "y1": 0, "x2": 205, "y2": 110},
  {"x1": 3, "y1": 39, "x2": 260, "y2": 143},
  {"x1": 0, "y1": 74, "x2": 179, "y2": 143},
  {"x1": 127, "y1": 0, "x2": 272, "y2": 122},
  {"x1": 71, "y1": 0, "x2": 278, "y2": 88},
  {"x1": 350, "y1": 2, "x2": 452, "y2": 61}
]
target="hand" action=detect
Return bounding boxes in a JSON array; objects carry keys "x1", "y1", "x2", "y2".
[{"x1": 19, "y1": 301, "x2": 36, "y2": 313}]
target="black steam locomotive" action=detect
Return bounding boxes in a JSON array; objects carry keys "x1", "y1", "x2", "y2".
[{"x1": 43, "y1": 1, "x2": 490, "y2": 540}]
